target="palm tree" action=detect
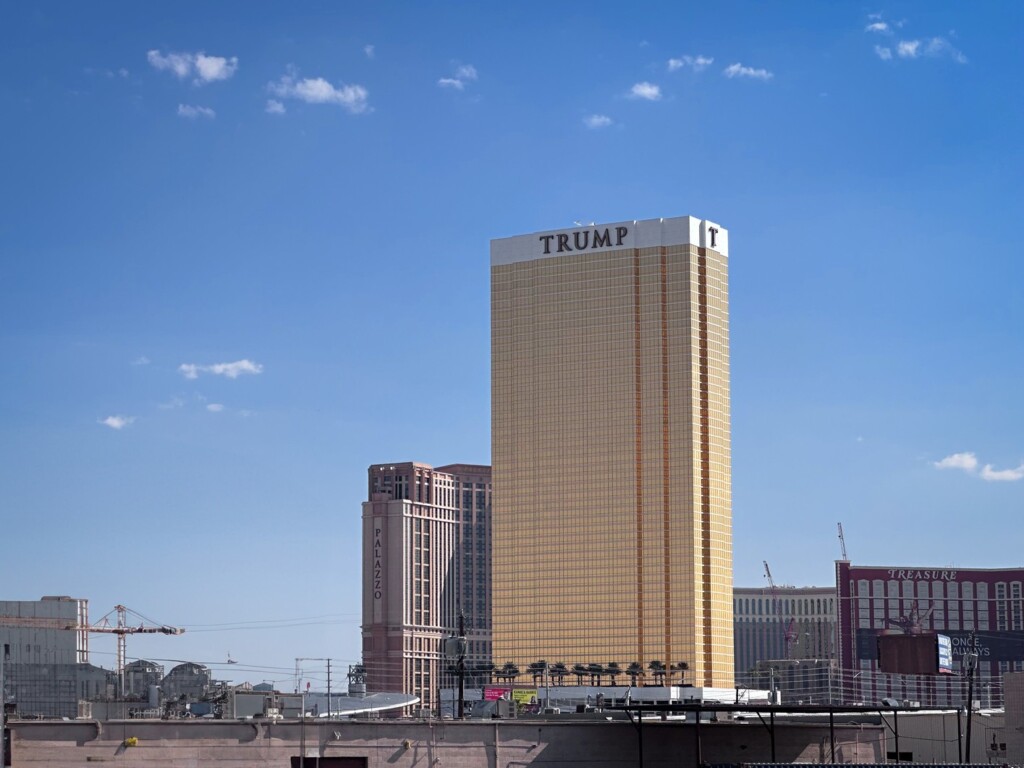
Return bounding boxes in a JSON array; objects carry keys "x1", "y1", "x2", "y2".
[
  {"x1": 586, "y1": 662, "x2": 604, "y2": 686},
  {"x1": 571, "y1": 663, "x2": 588, "y2": 686},
  {"x1": 626, "y1": 662, "x2": 643, "y2": 686},
  {"x1": 474, "y1": 662, "x2": 494, "y2": 685},
  {"x1": 527, "y1": 660, "x2": 547, "y2": 685},
  {"x1": 550, "y1": 662, "x2": 568, "y2": 685},
  {"x1": 648, "y1": 660, "x2": 666, "y2": 685},
  {"x1": 498, "y1": 661, "x2": 519, "y2": 684},
  {"x1": 672, "y1": 661, "x2": 689, "y2": 685},
  {"x1": 605, "y1": 662, "x2": 622, "y2": 685}
]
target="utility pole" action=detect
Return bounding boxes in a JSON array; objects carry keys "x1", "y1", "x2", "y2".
[
  {"x1": 457, "y1": 612, "x2": 466, "y2": 719},
  {"x1": 1, "y1": 643, "x2": 6, "y2": 768},
  {"x1": 326, "y1": 659, "x2": 332, "y2": 719},
  {"x1": 963, "y1": 632, "x2": 979, "y2": 765},
  {"x1": 444, "y1": 611, "x2": 468, "y2": 718}
]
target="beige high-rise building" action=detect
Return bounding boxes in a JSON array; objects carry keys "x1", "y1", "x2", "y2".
[
  {"x1": 362, "y1": 462, "x2": 492, "y2": 712},
  {"x1": 491, "y1": 216, "x2": 733, "y2": 687}
]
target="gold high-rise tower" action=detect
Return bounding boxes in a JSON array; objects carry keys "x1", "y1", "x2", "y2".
[{"x1": 491, "y1": 216, "x2": 733, "y2": 687}]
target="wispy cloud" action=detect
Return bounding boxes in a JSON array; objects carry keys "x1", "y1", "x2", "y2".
[
  {"x1": 177, "y1": 104, "x2": 215, "y2": 119},
  {"x1": 629, "y1": 82, "x2": 661, "y2": 101},
  {"x1": 934, "y1": 452, "x2": 978, "y2": 472},
  {"x1": 158, "y1": 396, "x2": 185, "y2": 410},
  {"x1": 897, "y1": 40, "x2": 921, "y2": 58},
  {"x1": 131, "y1": 356, "x2": 150, "y2": 366},
  {"x1": 265, "y1": 99, "x2": 286, "y2": 115},
  {"x1": 206, "y1": 403, "x2": 225, "y2": 413},
  {"x1": 268, "y1": 72, "x2": 370, "y2": 114},
  {"x1": 981, "y1": 463, "x2": 1024, "y2": 482},
  {"x1": 147, "y1": 50, "x2": 191, "y2": 78},
  {"x1": 100, "y1": 415, "x2": 135, "y2": 430},
  {"x1": 364, "y1": 44, "x2": 375, "y2": 59},
  {"x1": 934, "y1": 451, "x2": 1023, "y2": 482},
  {"x1": 438, "y1": 63, "x2": 478, "y2": 90},
  {"x1": 87, "y1": 67, "x2": 131, "y2": 79},
  {"x1": 668, "y1": 55, "x2": 713, "y2": 73},
  {"x1": 723, "y1": 63, "x2": 773, "y2": 80},
  {"x1": 178, "y1": 359, "x2": 263, "y2": 380},
  {"x1": 583, "y1": 114, "x2": 613, "y2": 129},
  {"x1": 922, "y1": 36, "x2": 968, "y2": 63},
  {"x1": 866, "y1": 15, "x2": 966, "y2": 64},
  {"x1": 893, "y1": 38, "x2": 967, "y2": 63},
  {"x1": 147, "y1": 50, "x2": 238, "y2": 84}
]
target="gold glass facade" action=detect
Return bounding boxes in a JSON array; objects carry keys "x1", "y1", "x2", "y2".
[{"x1": 491, "y1": 217, "x2": 733, "y2": 687}]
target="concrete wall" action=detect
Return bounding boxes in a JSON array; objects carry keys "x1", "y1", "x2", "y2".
[
  {"x1": 7, "y1": 716, "x2": 884, "y2": 767},
  {"x1": 879, "y1": 710, "x2": 1004, "y2": 764}
]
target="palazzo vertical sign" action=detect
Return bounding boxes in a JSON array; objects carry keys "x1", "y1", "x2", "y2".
[{"x1": 373, "y1": 526, "x2": 383, "y2": 602}]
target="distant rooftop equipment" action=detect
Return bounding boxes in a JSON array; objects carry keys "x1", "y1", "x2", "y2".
[{"x1": 348, "y1": 663, "x2": 367, "y2": 697}]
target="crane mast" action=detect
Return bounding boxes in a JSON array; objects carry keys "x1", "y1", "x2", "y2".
[
  {"x1": 86, "y1": 605, "x2": 184, "y2": 697},
  {"x1": 763, "y1": 561, "x2": 798, "y2": 658}
]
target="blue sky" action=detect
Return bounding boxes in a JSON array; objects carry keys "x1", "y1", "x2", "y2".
[{"x1": 1, "y1": 2, "x2": 1021, "y2": 685}]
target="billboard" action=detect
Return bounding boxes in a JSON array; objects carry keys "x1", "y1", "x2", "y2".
[
  {"x1": 877, "y1": 633, "x2": 955, "y2": 675},
  {"x1": 482, "y1": 687, "x2": 539, "y2": 710},
  {"x1": 937, "y1": 634, "x2": 953, "y2": 674},
  {"x1": 855, "y1": 628, "x2": 1023, "y2": 664}
]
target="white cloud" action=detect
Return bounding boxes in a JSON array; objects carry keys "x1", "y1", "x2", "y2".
[
  {"x1": 268, "y1": 74, "x2": 370, "y2": 114},
  {"x1": 875, "y1": 46, "x2": 893, "y2": 60},
  {"x1": 179, "y1": 359, "x2": 263, "y2": 380},
  {"x1": 668, "y1": 55, "x2": 713, "y2": 73},
  {"x1": 131, "y1": 356, "x2": 150, "y2": 366},
  {"x1": 981, "y1": 463, "x2": 1024, "y2": 482},
  {"x1": 147, "y1": 50, "x2": 192, "y2": 78},
  {"x1": 629, "y1": 82, "x2": 661, "y2": 101},
  {"x1": 723, "y1": 63, "x2": 773, "y2": 80},
  {"x1": 147, "y1": 50, "x2": 238, "y2": 84},
  {"x1": 158, "y1": 396, "x2": 185, "y2": 410},
  {"x1": 364, "y1": 44, "x2": 375, "y2": 59},
  {"x1": 583, "y1": 114, "x2": 612, "y2": 129},
  {"x1": 934, "y1": 451, "x2": 1023, "y2": 482},
  {"x1": 865, "y1": 22, "x2": 890, "y2": 33},
  {"x1": 890, "y1": 37, "x2": 966, "y2": 63},
  {"x1": 438, "y1": 63, "x2": 478, "y2": 91},
  {"x1": 193, "y1": 53, "x2": 238, "y2": 83},
  {"x1": 934, "y1": 452, "x2": 978, "y2": 472},
  {"x1": 100, "y1": 415, "x2": 135, "y2": 430},
  {"x1": 177, "y1": 104, "x2": 215, "y2": 119},
  {"x1": 265, "y1": 99, "x2": 286, "y2": 114},
  {"x1": 897, "y1": 40, "x2": 921, "y2": 58},
  {"x1": 206, "y1": 403, "x2": 225, "y2": 413}
]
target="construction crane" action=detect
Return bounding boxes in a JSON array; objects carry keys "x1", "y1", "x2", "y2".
[
  {"x1": 87, "y1": 605, "x2": 184, "y2": 696},
  {"x1": 763, "y1": 561, "x2": 798, "y2": 659},
  {"x1": 837, "y1": 522, "x2": 848, "y2": 560}
]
